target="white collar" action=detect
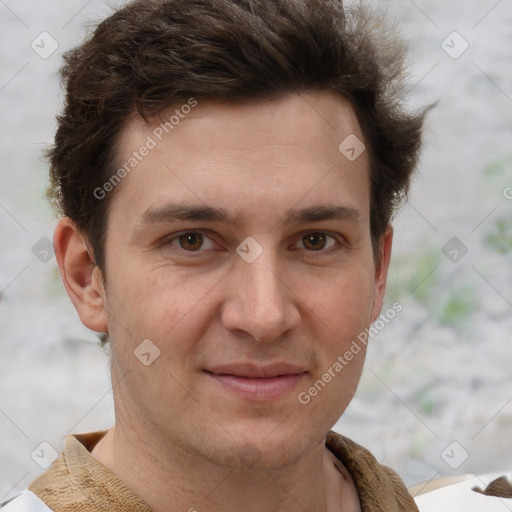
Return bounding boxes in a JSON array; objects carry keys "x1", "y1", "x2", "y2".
[{"x1": 415, "y1": 472, "x2": 512, "y2": 511}]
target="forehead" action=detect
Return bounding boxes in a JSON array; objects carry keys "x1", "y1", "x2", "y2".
[{"x1": 109, "y1": 91, "x2": 370, "y2": 230}]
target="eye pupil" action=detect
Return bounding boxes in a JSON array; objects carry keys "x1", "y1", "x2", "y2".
[
  {"x1": 303, "y1": 232, "x2": 326, "y2": 251},
  {"x1": 179, "y1": 233, "x2": 203, "y2": 251}
]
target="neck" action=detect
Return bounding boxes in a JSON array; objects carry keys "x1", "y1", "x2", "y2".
[{"x1": 91, "y1": 423, "x2": 344, "y2": 512}]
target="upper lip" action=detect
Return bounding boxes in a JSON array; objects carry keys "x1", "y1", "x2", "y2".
[{"x1": 205, "y1": 363, "x2": 307, "y2": 378}]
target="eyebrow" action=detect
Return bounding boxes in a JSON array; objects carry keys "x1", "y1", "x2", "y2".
[
  {"x1": 283, "y1": 205, "x2": 362, "y2": 225},
  {"x1": 139, "y1": 204, "x2": 242, "y2": 225},
  {"x1": 138, "y1": 203, "x2": 363, "y2": 227}
]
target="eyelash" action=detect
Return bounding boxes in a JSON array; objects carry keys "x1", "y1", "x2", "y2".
[{"x1": 162, "y1": 230, "x2": 343, "y2": 255}]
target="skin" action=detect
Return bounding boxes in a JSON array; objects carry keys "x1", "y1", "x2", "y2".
[{"x1": 54, "y1": 91, "x2": 393, "y2": 512}]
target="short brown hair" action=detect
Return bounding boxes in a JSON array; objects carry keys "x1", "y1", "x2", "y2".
[{"x1": 47, "y1": 0, "x2": 427, "y2": 273}]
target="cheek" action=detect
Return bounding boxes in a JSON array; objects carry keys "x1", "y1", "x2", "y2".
[
  {"x1": 300, "y1": 265, "x2": 376, "y2": 337},
  {"x1": 296, "y1": 344, "x2": 366, "y2": 426},
  {"x1": 107, "y1": 259, "x2": 206, "y2": 321},
  {"x1": 104, "y1": 263, "x2": 224, "y2": 372}
]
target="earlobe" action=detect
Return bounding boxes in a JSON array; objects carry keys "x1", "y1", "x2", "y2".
[
  {"x1": 370, "y1": 225, "x2": 393, "y2": 323},
  {"x1": 53, "y1": 217, "x2": 108, "y2": 333}
]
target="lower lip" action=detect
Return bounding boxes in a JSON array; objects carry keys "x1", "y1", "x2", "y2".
[{"x1": 206, "y1": 372, "x2": 306, "y2": 401}]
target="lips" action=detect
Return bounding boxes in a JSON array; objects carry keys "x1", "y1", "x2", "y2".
[
  {"x1": 204, "y1": 363, "x2": 307, "y2": 401},
  {"x1": 206, "y1": 362, "x2": 307, "y2": 378}
]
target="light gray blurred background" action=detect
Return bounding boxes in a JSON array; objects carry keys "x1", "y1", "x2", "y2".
[{"x1": 1, "y1": 0, "x2": 511, "y2": 501}]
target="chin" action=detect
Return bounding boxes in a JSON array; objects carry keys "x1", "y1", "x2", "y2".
[{"x1": 194, "y1": 425, "x2": 319, "y2": 471}]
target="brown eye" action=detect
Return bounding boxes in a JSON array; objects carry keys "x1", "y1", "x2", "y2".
[
  {"x1": 302, "y1": 232, "x2": 327, "y2": 251},
  {"x1": 178, "y1": 233, "x2": 204, "y2": 251},
  {"x1": 166, "y1": 231, "x2": 217, "y2": 253}
]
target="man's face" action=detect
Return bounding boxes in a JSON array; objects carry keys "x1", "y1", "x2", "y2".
[{"x1": 95, "y1": 92, "x2": 390, "y2": 469}]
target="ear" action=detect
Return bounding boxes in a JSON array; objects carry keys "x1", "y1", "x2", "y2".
[
  {"x1": 53, "y1": 217, "x2": 108, "y2": 333},
  {"x1": 370, "y1": 225, "x2": 393, "y2": 323}
]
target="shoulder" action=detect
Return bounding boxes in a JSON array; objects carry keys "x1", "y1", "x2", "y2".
[
  {"x1": 0, "y1": 491, "x2": 54, "y2": 512},
  {"x1": 1, "y1": 432, "x2": 108, "y2": 512},
  {"x1": 413, "y1": 472, "x2": 512, "y2": 511},
  {"x1": 326, "y1": 431, "x2": 419, "y2": 511}
]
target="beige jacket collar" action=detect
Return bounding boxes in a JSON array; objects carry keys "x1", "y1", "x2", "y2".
[{"x1": 29, "y1": 430, "x2": 418, "y2": 512}]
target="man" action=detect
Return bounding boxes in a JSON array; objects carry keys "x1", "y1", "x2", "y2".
[{"x1": 1, "y1": 0, "x2": 428, "y2": 510}]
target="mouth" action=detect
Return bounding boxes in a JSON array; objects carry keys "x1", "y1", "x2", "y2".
[{"x1": 204, "y1": 363, "x2": 308, "y2": 401}]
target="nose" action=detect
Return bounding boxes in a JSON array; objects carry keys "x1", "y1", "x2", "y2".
[{"x1": 220, "y1": 250, "x2": 301, "y2": 342}]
